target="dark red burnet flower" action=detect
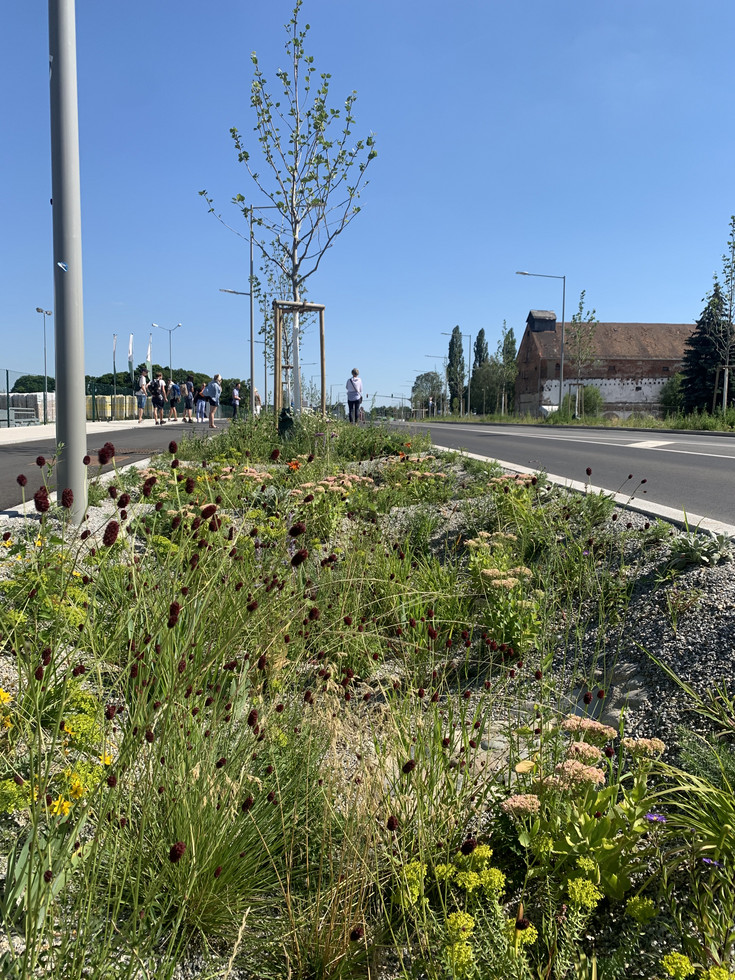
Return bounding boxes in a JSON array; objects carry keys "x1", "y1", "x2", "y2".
[
  {"x1": 118, "y1": 493, "x2": 131, "y2": 509},
  {"x1": 36, "y1": 455, "x2": 46, "y2": 468},
  {"x1": 585, "y1": 467, "x2": 592, "y2": 477},
  {"x1": 215, "y1": 757, "x2": 227, "y2": 769},
  {"x1": 291, "y1": 548, "x2": 308, "y2": 567},
  {"x1": 402, "y1": 759, "x2": 416, "y2": 775},
  {"x1": 108, "y1": 486, "x2": 118, "y2": 499},
  {"x1": 201, "y1": 504, "x2": 217, "y2": 520},
  {"x1": 168, "y1": 601, "x2": 181, "y2": 628},
  {"x1": 387, "y1": 815, "x2": 399, "y2": 832},
  {"x1": 102, "y1": 521, "x2": 120, "y2": 547},
  {"x1": 460, "y1": 837, "x2": 477, "y2": 856},
  {"x1": 43, "y1": 869, "x2": 53, "y2": 883},
  {"x1": 82, "y1": 454, "x2": 91, "y2": 466},
  {"x1": 33, "y1": 487, "x2": 50, "y2": 513},
  {"x1": 98, "y1": 442, "x2": 115, "y2": 466},
  {"x1": 185, "y1": 477, "x2": 195, "y2": 494},
  {"x1": 168, "y1": 441, "x2": 178, "y2": 454},
  {"x1": 16, "y1": 473, "x2": 28, "y2": 487},
  {"x1": 289, "y1": 521, "x2": 306, "y2": 537},
  {"x1": 349, "y1": 925, "x2": 364, "y2": 942},
  {"x1": 60, "y1": 488, "x2": 74, "y2": 509},
  {"x1": 169, "y1": 841, "x2": 186, "y2": 863},
  {"x1": 270, "y1": 448, "x2": 281, "y2": 461}
]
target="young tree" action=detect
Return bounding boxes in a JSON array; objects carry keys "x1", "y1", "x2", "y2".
[
  {"x1": 447, "y1": 326, "x2": 465, "y2": 414},
  {"x1": 681, "y1": 279, "x2": 726, "y2": 413},
  {"x1": 201, "y1": 1, "x2": 376, "y2": 413},
  {"x1": 565, "y1": 291, "x2": 599, "y2": 415},
  {"x1": 716, "y1": 216, "x2": 735, "y2": 408},
  {"x1": 469, "y1": 357, "x2": 502, "y2": 414},
  {"x1": 473, "y1": 329, "x2": 489, "y2": 369}
]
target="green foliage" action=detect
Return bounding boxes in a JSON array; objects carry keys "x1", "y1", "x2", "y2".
[
  {"x1": 11, "y1": 374, "x2": 56, "y2": 393},
  {"x1": 666, "y1": 528, "x2": 733, "y2": 570},
  {"x1": 448, "y1": 325, "x2": 466, "y2": 411},
  {"x1": 660, "y1": 372, "x2": 685, "y2": 417}
]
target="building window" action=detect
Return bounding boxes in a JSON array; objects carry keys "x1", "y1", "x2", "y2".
[{"x1": 608, "y1": 365, "x2": 617, "y2": 374}]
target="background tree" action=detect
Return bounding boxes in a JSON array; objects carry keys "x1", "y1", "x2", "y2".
[
  {"x1": 499, "y1": 321, "x2": 517, "y2": 414},
  {"x1": 681, "y1": 279, "x2": 726, "y2": 413},
  {"x1": 12, "y1": 374, "x2": 56, "y2": 393},
  {"x1": 473, "y1": 329, "x2": 489, "y2": 369},
  {"x1": 715, "y1": 216, "x2": 735, "y2": 408},
  {"x1": 201, "y1": 0, "x2": 376, "y2": 413},
  {"x1": 469, "y1": 357, "x2": 502, "y2": 414},
  {"x1": 565, "y1": 290, "x2": 599, "y2": 415},
  {"x1": 411, "y1": 371, "x2": 444, "y2": 414},
  {"x1": 447, "y1": 325, "x2": 465, "y2": 414},
  {"x1": 659, "y1": 372, "x2": 685, "y2": 417}
]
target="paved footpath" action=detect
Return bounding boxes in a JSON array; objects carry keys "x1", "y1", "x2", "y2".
[{"x1": 0, "y1": 417, "x2": 229, "y2": 514}]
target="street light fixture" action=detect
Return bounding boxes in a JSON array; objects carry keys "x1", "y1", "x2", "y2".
[
  {"x1": 441, "y1": 330, "x2": 472, "y2": 416},
  {"x1": 152, "y1": 322, "x2": 182, "y2": 382},
  {"x1": 516, "y1": 270, "x2": 566, "y2": 411},
  {"x1": 35, "y1": 307, "x2": 52, "y2": 424}
]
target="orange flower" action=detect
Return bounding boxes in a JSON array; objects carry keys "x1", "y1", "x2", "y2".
[{"x1": 288, "y1": 460, "x2": 301, "y2": 471}]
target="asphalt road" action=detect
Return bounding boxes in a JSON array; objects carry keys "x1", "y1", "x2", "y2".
[
  {"x1": 0, "y1": 419, "x2": 229, "y2": 511},
  {"x1": 406, "y1": 420, "x2": 735, "y2": 530}
]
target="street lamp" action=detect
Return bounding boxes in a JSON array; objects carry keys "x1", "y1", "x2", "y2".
[
  {"x1": 516, "y1": 270, "x2": 566, "y2": 411},
  {"x1": 441, "y1": 330, "x2": 472, "y2": 416},
  {"x1": 35, "y1": 307, "x2": 52, "y2": 424},
  {"x1": 152, "y1": 322, "x2": 182, "y2": 382}
]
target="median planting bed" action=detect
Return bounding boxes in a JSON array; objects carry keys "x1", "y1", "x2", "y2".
[{"x1": 1, "y1": 417, "x2": 733, "y2": 980}]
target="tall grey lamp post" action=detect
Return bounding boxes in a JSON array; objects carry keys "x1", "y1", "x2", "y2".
[
  {"x1": 441, "y1": 331, "x2": 472, "y2": 416},
  {"x1": 516, "y1": 270, "x2": 566, "y2": 411},
  {"x1": 152, "y1": 322, "x2": 181, "y2": 381},
  {"x1": 35, "y1": 308, "x2": 52, "y2": 423}
]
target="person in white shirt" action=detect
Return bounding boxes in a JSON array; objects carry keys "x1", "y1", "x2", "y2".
[{"x1": 346, "y1": 368, "x2": 363, "y2": 424}]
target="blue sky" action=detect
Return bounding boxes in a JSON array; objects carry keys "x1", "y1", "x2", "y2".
[{"x1": 2, "y1": 0, "x2": 734, "y2": 407}]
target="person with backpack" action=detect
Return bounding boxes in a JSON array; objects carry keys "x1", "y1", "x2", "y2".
[
  {"x1": 195, "y1": 381, "x2": 208, "y2": 422},
  {"x1": 232, "y1": 382, "x2": 241, "y2": 419},
  {"x1": 168, "y1": 378, "x2": 181, "y2": 421},
  {"x1": 346, "y1": 368, "x2": 363, "y2": 424},
  {"x1": 182, "y1": 375, "x2": 195, "y2": 423},
  {"x1": 151, "y1": 372, "x2": 167, "y2": 425}
]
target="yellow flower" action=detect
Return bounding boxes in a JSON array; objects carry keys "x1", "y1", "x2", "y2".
[
  {"x1": 2, "y1": 539, "x2": 11, "y2": 548},
  {"x1": 69, "y1": 775, "x2": 84, "y2": 800},
  {"x1": 99, "y1": 752, "x2": 113, "y2": 766},
  {"x1": 51, "y1": 797, "x2": 71, "y2": 816},
  {"x1": 35, "y1": 537, "x2": 44, "y2": 547},
  {"x1": 2, "y1": 716, "x2": 13, "y2": 730},
  {"x1": 0, "y1": 689, "x2": 12, "y2": 706}
]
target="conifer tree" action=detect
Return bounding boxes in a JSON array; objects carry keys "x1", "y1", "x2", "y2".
[
  {"x1": 447, "y1": 326, "x2": 466, "y2": 414},
  {"x1": 681, "y1": 279, "x2": 726, "y2": 412},
  {"x1": 473, "y1": 329, "x2": 489, "y2": 369}
]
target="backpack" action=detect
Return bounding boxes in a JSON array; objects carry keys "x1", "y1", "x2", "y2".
[{"x1": 170, "y1": 382, "x2": 180, "y2": 399}]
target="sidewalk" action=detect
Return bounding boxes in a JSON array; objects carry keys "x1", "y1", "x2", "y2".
[{"x1": 0, "y1": 417, "x2": 184, "y2": 447}]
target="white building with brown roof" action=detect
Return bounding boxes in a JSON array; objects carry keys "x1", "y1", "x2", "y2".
[{"x1": 515, "y1": 310, "x2": 694, "y2": 418}]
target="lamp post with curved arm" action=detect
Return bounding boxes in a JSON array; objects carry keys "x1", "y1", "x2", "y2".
[
  {"x1": 152, "y1": 322, "x2": 181, "y2": 382},
  {"x1": 516, "y1": 270, "x2": 566, "y2": 411}
]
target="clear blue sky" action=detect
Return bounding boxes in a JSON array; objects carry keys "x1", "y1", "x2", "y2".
[{"x1": 2, "y1": 0, "x2": 734, "y2": 406}]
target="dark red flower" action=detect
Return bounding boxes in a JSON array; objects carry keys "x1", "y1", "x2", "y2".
[
  {"x1": 60, "y1": 488, "x2": 74, "y2": 509},
  {"x1": 215, "y1": 757, "x2": 227, "y2": 769},
  {"x1": 308, "y1": 606, "x2": 320, "y2": 621},
  {"x1": 604, "y1": 745, "x2": 615, "y2": 758},
  {"x1": 257, "y1": 655, "x2": 267, "y2": 670},
  {"x1": 585, "y1": 467, "x2": 592, "y2": 477},
  {"x1": 387, "y1": 815, "x2": 399, "y2": 832},
  {"x1": 583, "y1": 692, "x2": 593, "y2": 705},
  {"x1": 33, "y1": 487, "x2": 50, "y2": 513},
  {"x1": 44, "y1": 869, "x2": 53, "y2": 883},
  {"x1": 291, "y1": 548, "x2": 308, "y2": 567},
  {"x1": 270, "y1": 448, "x2": 280, "y2": 461},
  {"x1": 82, "y1": 454, "x2": 91, "y2": 465},
  {"x1": 289, "y1": 521, "x2": 306, "y2": 537},
  {"x1": 36, "y1": 455, "x2": 46, "y2": 468},
  {"x1": 201, "y1": 504, "x2": 217, "y2": 520},
  {"x1": 402, "y1": 759, "x2": 416, "y2": 775},
  {"x1": 107, "y1": 774, "x2": 117, "y2": 788},
  {"x1": 169, "y1": 841, "x2": 186, "y2": 863},
  {"x1": 247, "y1": 709, "x2": 258, "y2": 728},
  {"x1": 349, "y1": 925, "x2": 364, "y2": 942},
  {"x1": 460, "y1": 837, "x2": 477, "y2": 855},
  {"x1": 185, "y1": 477, "x2": 195, "y2": 494},
  {"x1": 344, "y1": 615, "x2": 353, "y2": 626},
  {"x1": 16, "y1": 473, "x2": 27, "y2": 487},
  {"x1": 242, "y1": 795, "x2": 254, "y2": 812},
  {"x1": 108, "y1": 486, "x2": 118, "y2": 499},
  {"x1": 102, "y1": 521, "x2": 120, "y2": 547},
  {"x1": 98, "y1": 442, "x2": 115, "y2": 466},
  {"x1": 597, "y1": 689, "x2": 605, "y2": 699},
  {"x1": 168, "y1": 441, "x2": 178, "y2": 454},
  {"x1": 118, "y1": 493, "x2": 130, "y2": 509}
]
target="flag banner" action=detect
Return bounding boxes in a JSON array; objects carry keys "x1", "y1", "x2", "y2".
[
  {"x1": 146, "y1": 334, "x2": 152, "y2": 379},
  {"x1": 113, "y1": 334, "x2": 117, "y2": 376},
  {"x1": 128, "y1": 333, "x2": 134, "y2": 384}
]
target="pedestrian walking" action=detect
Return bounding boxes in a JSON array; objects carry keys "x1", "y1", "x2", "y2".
[
  {"x1": 203, "y1": 374, "x2": 222, "y2": 429},
  {"x1": 168, "y1": 378, "x2": 181, "y2": 421},
  {"x1": 135, "y1": 368, "x2": 149, "y2": 423},
  {"x1": 195, "y1": 382, "x2": 207, "y2": 422},
  {"x1": 232, "y1": 382, "x2": 241, "y2": 419},
  {"x1": 346, "y1": 368, "x2": 363, "y2": 424},
  {"x1": 150, "y1": 372, "x2": 167, "y2": 425},
  {"x1": 254, "y1": 387, "x2": 262, "y2": 417},
  {"x1": 183, "y1": 375, "x2": 195, "y2": 423}
]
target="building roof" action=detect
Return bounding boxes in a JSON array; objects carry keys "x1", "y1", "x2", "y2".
[{"x1": 522, "y1": 321, "x2": 694, "y2": 361}]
